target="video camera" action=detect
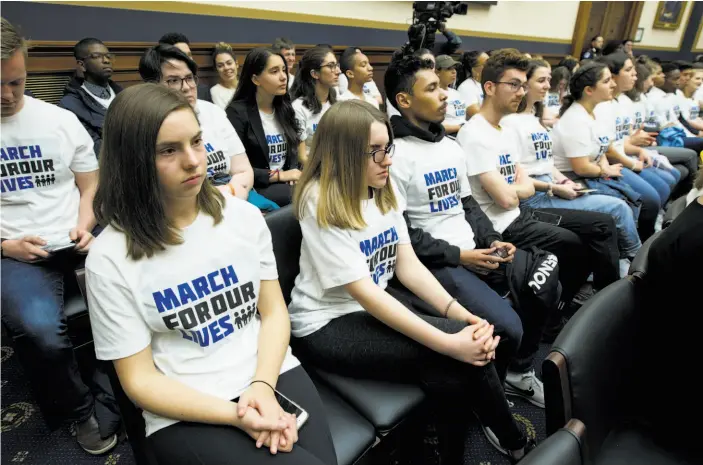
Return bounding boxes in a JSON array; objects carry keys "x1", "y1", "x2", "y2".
[{"x1": 408, "y1": 1, "x2": 468, "y2": 51}]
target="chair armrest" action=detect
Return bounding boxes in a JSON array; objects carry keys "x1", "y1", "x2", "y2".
[{"x1": 520, "y1": 419, "x2": 585, "y2": 465}]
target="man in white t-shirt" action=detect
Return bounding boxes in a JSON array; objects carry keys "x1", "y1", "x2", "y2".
[
  {"x1": 0, "y1": 18, "x2": 115, "y2": 455},
  {"x1": 337, "y1": 47, "x2": 380, "y2": 109},
  {"x1": 457, "y1": 50, "x2": 614, "y2": 321},
  {"x1": 271, "y1": 37, "x2": 297, "y2": 90},
  {"x1": 384, "y1": 54, "x2": 553, "y2": 407},
  {"x1": 140, "y1": 44, "x2": 254, "y2": 200},
  {"x1": 435, "y1": 55, "x2": 467, "y2": 135},
  {"x1": 59, "y1": 38, "x2": 122, "y2": 157}
]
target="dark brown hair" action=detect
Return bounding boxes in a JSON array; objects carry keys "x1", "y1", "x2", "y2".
[
  {"x1": 481, "y1": 49, "x2": 529, "y2": 88},
  {"x1": 94, "y1": 83, "x2": 224, "y2": 259}
]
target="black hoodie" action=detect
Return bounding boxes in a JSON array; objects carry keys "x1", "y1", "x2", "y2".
[{"x1": 390, "y1": 115, "x2": 502, "y2": 268}]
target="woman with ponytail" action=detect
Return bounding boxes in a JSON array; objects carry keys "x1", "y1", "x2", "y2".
[
  {"x1": 552, "y1": 61, "x2": 661, "y2": 243},
  {"x1": 456, "y1": 50, "x2": 488, "y2": 118}
]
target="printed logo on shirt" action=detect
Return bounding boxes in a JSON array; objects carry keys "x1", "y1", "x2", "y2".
[
  {"x1": 1, "y1": 144, "x2": 57, "y2": 193},
  {"x1": 498, "y1": 153, "x2": 517, "y2": 184},
  {"x1": 266, "y1": 134, "x2": 288, "y2": 166},
  {"x1": 152, "y1": 265, "x2": 258, "y2": 348},
  {"x1": 547, "y1": 94, "x2": 560, "y2": 108},
  {"x1": 205, "y1": 142, "x2": 227, "y2": 178},
  {"x1": 614, "y1": 116, "x2": 630, "y2": 141},
  {"x1": 530, "y1": 132, "x2": 553, "y2": 161},
  {"x1": 691, "y1": 106, "x2": 700, "y2": 120},
  {"x1": 424, "y1": 168, "x2": 461, "y2": 212},
  {"x1": 673, "y1": 105, "x2": 681, "y2": 118},
  {"x1": 359, "y1": 227, "x2": 399, "y2": 285},
  {"x1": 634, "y1": 111, "x2": 644, "y2": 128},
  {"x1": 450, "y1": 100, "x2": 466, "y2": 117},
  {"x1": 595, "y1": 136, "x2": 609, "y2": 162}
]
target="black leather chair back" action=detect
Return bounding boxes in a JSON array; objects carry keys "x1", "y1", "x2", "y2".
[
  {"x1": 520, "y1": 419, "x2": 586, "y2": 465},
  {"x1": 264, "y1": 206, "x2": 302, "y2": 304},
  {"x1": 627, "y1": 231, "x2": 661, "y2": 279},
  {"x1": 543, "y1": 278, "x2": 640, "y2": 456},
  {"x1": 663, "y1": 196, "x2": 686, "y2": 229}
]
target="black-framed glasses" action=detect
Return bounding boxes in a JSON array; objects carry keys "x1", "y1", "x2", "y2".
[
  {"x1": 495, "y1": 81, "x2": 529, "y2": 93},
  {"x1": 366, "y1": 144, "x2": 395, "y2": 163},
  {"x1": 79, "y1": 52, "x2": 115, "y2": 61},
  {"x1": 164, "y1": 75, "x2": 199, "y2": 90},
  {"x1": 319, "y1": 62, "x2": 340, "y2": 71}
]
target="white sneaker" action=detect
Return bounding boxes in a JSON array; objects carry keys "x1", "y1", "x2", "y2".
[
  {"x1": 505, "y1": 370, "x2": 545, "y2": 408},
  {"x1": 619, "y1": 258, "x2": 631, "y2": 278}
]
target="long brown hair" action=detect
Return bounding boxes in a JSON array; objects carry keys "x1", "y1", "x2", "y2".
[
  {"x1": 294, "y1": 100, "x2": 397, "y2": 230},
  {"x1": 95, "y1": 83, "x2": 224, "y2": 259}
]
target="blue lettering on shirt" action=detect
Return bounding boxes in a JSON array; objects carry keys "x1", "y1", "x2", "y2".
[
  {"x1": 1, "y1": 144, "x2": 56, "y2": 193},
  {"x1": 359, "y1": 227, "x2": 400, "y2": 285}
]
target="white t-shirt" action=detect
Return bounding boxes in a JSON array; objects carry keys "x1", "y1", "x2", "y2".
[
  {"x1": 456, "y1": 114, "x2": 521, "y2": 234},
  {"x1": 630, "y1": 94, "x2": 653, "y2": 129},
  {"x1": 82, "y1": 83, "x2": 116, "y2": 109},
  {"x1": 650, "y1": 93, "x2": 679, "y2": 127},
  {"x1": 337, "y1": 74, "x2": 380, "y2": 98},
  {"x1": 680, "y1": 96, "x2": 700, "y2": 122},
  {"x1": 288, "y1": 74, "x2": 295, "y2": 91},
  {"x1": 337, "y1": 89, "x2": 380, "y2": 109},
  {"x1": 647, "y1": 86, "x2": 666, "y2": 104},
  {"x1": 386, "y1": 97, "x2": 401, "y2": 118},
  {"x1": 196, "y1": 100, "x2": 246, "y2": 180},
  {"x1": 259, "y1": 110, "x2": 288, "y2": 172},
  {"x1": 444, "y1": 88, "x2": 467, "y2": 126},
  {"x1": 552, "y1": 102, "x2": 611, "y2": 173},
  {"x1": 288, "y1": 184, "x2": 410, "y2": 337},
  {"x1": 457, "y1": 78, "x2": 483, "y2": 109},
  {"x1": 210, "y1": 84, "x2": 236, "y2": 111},
  {"x1": 86, "y1": 198, "x2": 300, "y2": 436},
  {"x1": 292, "y1": 98, "x2": 331, "y2": 148},
  {"x1": 391, "y1": 134, "x2": 476, "y2": 251},
  {"x1": 594, "y1": 98, "x2": 631, "y2": 156},
  {"x1": 1, "y1": 96, "x2": 98, "y2": 240},
  {"x1": 694, "y1": 85, "x2": 703, "y2": 107},
  {"x1": 501, "y1": 113, "x2": 553, "y2": 177}
]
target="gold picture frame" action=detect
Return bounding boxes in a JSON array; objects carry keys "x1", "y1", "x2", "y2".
[{"x1": 652, "y1": 1, "x2": 686, "y2": 30}]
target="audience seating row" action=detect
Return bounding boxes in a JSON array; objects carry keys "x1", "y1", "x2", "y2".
[{"x1": 539, "y1": 234, "x2": 690, "y2": 464}]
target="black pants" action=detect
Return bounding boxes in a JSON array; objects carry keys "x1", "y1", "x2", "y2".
[
  {"x1": 149, "y1": 366, "x2": 337, "y2": 465},
  {"x1": 503, "y1": 208, "x2": 616, "y2": 305},
  {"x1": 430, "y1": 251, "x2": 551, "y2": 376},
  {"x1": 294, "y1": 309, "x2": 527, "y2": 462},
  {"x1": 257, "y1": 183, "x2": 293, "y2": 207}
]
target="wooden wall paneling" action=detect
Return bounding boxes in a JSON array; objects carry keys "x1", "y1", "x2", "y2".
[
  {"x1": 571, "y1": 1, "x2": 594, "y2": 58},
  {"x1": 624, "y1": 2, "x2": 644, "y2": 40}
]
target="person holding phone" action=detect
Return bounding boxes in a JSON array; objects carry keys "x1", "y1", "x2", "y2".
[
  {"x1": 552, "y1": 61, "x2": 661, "y2": 242},
  {"x1": 289, "y1": 100, "x2": 536, "y2": 462},
  {"x1": 86, "y1": 83, "x2": 337, "y2": 465},
  {"x1": 503, "y1": 59, "x2": 640, "y2": 276},
  {"x1": 595, "y1": 52, "x2": 678, "y2": 207},
  {"x1": 0, "y1": 18, "x2": 112, "y2": 455},
  {"x1": 457, "y1": 50, "x2": 618, "y2": 312},
  {"x1": 227, "y1": 48, "x2": 304, "y2": 207}
]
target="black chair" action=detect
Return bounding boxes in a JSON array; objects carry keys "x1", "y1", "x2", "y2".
[
  {"x1": 542, "y1": 276, "x2": 691, "y2": 464},
  {"x1": 265, "y1": 206, "x2": 427, "y2": 437},
  {"x1": 627, "y1": 231, "x2": 661, "y2": 279},
  {"x1": 519, "y1": 419, "x2": 586, "y2": 465},
  {"x1": 663, "y1": 196, "x2": 687, "y2": 229}
]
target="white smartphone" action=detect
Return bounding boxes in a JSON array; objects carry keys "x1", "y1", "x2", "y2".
[{"x1": 274, "y1": 390, "x2": 309, "y2": 430}]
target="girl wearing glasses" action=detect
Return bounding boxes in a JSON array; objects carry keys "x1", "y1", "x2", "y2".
[
  {"x1": 140, "y1": 44, "x2": 254, "y2": 201},
  {"x1": 227, "y1": 48, "x2": 304, "y2": 208},
  {"x1": 288, "y1": 100, "x2": 536, "y2": 464},
  {"x1": 290, "y1": 46, "x2": 340, "y2": 164}
]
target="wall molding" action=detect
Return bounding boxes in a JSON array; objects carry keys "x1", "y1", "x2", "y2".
[
  {"x1": 637, "y1": 0, "x2": 694, "y2": 52},
  {"x1": 692, "y1": 10, "x2": 703, "y2": 52},
  {"x1": 43, "y1": 0, "x2": 571, "y2": 45}
]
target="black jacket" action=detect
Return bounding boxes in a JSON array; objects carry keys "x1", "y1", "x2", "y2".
[
  {"x1": 226, "y1": 99, "x2": 299, "y2": 188},
  {"x1": 390, "y1": 115, "x2": 502, "y2": 268},
  {"x1": 58, "y1": 77, "x2": 122, "y2": 157}
]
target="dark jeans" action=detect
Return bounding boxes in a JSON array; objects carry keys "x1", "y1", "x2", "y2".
[
  {"x1": 150, "y1": 366, "x2": 338, "y2": 465},
  {"x1": 503, "y1": 208, "x2": 615, "y2": 305},
  {"x1": 1, "y1": 254, "x2": 93, "y2": 423},
  {"x1": 295, "y1": 310, "x2": 527, "y2": 461},
  {"x1": 430, "y1": 254, "x2": 548, "y2": 375},
  {"x1": 257, "y1": 183, "x2": 293, "y2": 207}
]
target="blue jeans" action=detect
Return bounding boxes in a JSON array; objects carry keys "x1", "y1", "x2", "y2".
[
  {"x1": 638, "y1": 166, "x2": 675, "y2": 204},
  {"x1": 1, "y1": 255, "x2": 93, "y2": 424},
  {"x1": 522, "y1": 174, "x2": 641, "y2": 258},
  {"x1": 619, "y1": 168, "x2": 661, "y2": 241}
]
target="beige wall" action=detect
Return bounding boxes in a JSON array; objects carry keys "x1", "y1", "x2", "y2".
[
  {"x1": 636, "y1": 0, "x2": 693, "y2": 49},
  {"x1": 192, "y1": 1, "x2": 578, "y2": 42}
]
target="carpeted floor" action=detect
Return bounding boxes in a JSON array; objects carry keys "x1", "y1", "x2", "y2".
[{"x1": 0, "y1": 342, "x2": 551, "y2": 465}]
